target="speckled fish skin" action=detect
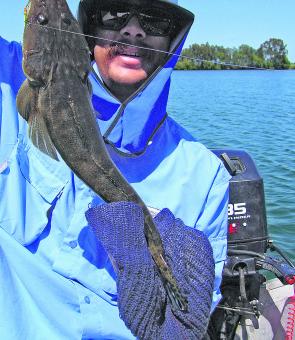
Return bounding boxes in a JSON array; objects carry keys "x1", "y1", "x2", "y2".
[{"x1": 16, "y1": 0, "x2": 187, "y2": 312}]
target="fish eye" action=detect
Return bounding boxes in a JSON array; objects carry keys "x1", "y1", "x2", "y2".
[
  {"x1": 61, "y1": 13, "x2": 71, "y2": 25},
  {"x1": 37, "y1": 13, "x2": 48, "y2": 25}
]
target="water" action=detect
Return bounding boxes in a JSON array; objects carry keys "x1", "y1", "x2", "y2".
[{"x1": 168, "y1": 70, "x2": 295, "y2": 262}]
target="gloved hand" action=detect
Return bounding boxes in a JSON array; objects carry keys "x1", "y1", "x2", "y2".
[{"x1": 86, "y1": 202, "x2": 215, "y2": 340}]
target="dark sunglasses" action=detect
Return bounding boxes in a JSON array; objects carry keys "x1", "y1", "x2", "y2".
[{"x1": 91, "y1": 1, "x2": 175, "y2": 36}]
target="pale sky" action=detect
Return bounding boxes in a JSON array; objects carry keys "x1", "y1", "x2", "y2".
[{"x1": 0, "y1": 0, "x2": 294, "y2": 62}]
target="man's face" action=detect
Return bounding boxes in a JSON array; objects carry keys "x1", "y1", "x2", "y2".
[{"x1": 93, "y1": 9, "x2": 171, "y2": 89}]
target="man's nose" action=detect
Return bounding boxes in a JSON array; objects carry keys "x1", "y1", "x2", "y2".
[{"x1": 120, "y1": 16, "x2": 146, "y2": 39}]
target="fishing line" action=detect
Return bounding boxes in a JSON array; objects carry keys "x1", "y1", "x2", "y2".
[{"x1": 28, "y1": 22, "x2": 267, "y2": 70}]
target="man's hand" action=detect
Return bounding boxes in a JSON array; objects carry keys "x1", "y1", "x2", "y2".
[{"x1": 86, "y1": 202, "x2": 215, "y2": 340}]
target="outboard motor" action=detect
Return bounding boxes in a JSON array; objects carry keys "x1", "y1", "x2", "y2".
[{"x1": 208, "y1": 150, "x2": 295, "y2": 340}]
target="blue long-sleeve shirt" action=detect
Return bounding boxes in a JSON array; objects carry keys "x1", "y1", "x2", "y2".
[{"x1": 0, "y1": 36, "x2": 231, "y2": 339}]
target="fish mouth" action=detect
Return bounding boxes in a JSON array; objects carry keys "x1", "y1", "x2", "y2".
[{"x1": 24, "y1": 49, "x2": 41, "y2": 56}]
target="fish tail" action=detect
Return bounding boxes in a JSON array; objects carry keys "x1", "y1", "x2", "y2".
[{"x1": 144, "y1": 213, "x2": 188, "y2": 312}]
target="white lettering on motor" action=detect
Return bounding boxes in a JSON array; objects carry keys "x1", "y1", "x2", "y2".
[{"x1": 228, "y1": 203, "x2": 247, "y2": 216}]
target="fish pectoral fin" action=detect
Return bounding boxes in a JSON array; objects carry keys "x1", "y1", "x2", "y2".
[
  {"x1": 29, "y1": 114, "x2": 59, "y2": 161},
  {"x1": 17, "y1": 80, "x2": 59, "y2": 161},
  {"x1": 16, "y1": 80, "x2": 32, "y2": 122}
]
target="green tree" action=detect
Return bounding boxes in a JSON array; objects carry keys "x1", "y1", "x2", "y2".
[
  {"x1": 175, "y1": 57, "x2": 196, "y2": 70},
  {"x1": 232, "y1": 44, "x2": 257, "y2": 67},
  {"x1": 175, "y1": 38, "x2": 292, "y2": 70},
  {"x1": 257, "y1": 38, "x2": 290, "y2": 69}
]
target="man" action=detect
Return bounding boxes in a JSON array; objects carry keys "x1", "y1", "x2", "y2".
[{"x1": 0, "y1": 0, "x2": 230, "y2": 339}]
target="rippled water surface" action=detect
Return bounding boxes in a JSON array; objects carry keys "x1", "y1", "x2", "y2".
[{"x1": 168, "y1": 70, "x2": 295, "y2": 262}]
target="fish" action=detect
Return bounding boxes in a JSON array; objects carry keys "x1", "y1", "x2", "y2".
[{"x1": 16, "y1": 0, "x2": 187, "y2": 312}]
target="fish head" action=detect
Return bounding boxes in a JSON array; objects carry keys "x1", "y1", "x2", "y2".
[{"x1": 22, "y1": 0, "x2": 90, "y2": 85}]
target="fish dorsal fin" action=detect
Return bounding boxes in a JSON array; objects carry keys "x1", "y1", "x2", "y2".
[{"x1": 28, "y1": 113, "x2": 59, "y2": 161}]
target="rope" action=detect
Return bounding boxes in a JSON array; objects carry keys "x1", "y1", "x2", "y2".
[
  {"x1": 27, "y1": 22, "x2": 267, "y2": 70},
  {"x1": 285, "y1": 292, "x2": 295, "y2": 340}
]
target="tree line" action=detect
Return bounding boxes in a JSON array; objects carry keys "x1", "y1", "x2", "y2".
[{"x1": 175, "y1": 38, "x2": 295, "y2": 70}]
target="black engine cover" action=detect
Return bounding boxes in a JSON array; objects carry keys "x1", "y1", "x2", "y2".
[{"x1": 212, "y1": 150, "x2": 268, "y2": 256}]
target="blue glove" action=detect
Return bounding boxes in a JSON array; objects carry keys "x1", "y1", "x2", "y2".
[{"x1": 86, "y1": 202, "x2": 215, "y2": 340}]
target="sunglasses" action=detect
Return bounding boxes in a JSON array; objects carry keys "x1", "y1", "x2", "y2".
[{"x1": 91, "y1": 1, "x2": 175, "y2": 36}]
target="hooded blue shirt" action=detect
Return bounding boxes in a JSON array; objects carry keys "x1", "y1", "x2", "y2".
[{"x1": 0, "y1": 23, "x2": 230, "y2": 340}]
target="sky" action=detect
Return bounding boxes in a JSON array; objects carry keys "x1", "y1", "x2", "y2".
[{"x1": 0, "y1": 0, "x2": 294, "y2": 62}]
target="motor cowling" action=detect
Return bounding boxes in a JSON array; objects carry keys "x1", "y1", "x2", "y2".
[{"x1": 212, "y1": 149, "x2": 269, "y2": 277}]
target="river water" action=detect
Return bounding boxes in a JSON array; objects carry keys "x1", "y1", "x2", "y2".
[{"x1": 168, "y1": 70, "x2": 295, "y2": 262}]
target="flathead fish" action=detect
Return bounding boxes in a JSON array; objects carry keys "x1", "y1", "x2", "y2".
[{"x1": 16, "y1": 0, "x2": 187, "y2": 312}]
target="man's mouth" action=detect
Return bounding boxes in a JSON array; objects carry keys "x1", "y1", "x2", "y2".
[
  {"x1": 109, "y1": 44, "x2": 145, "y2": 59},
  {"x1": 108, "y1": 45, "x2": 145, "y2": 69},
  {"x1": 120, "y1": 51, "x2": 140, "y2": 57}
]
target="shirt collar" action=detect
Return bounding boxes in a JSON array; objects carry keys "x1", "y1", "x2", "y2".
[{"x1": 90, "y1": 41, "x2": 185, "y2": 156}]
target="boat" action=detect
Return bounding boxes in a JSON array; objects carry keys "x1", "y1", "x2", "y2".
[{"x1": 207, "y1": 150, "x2": 295, "y2": 340}]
